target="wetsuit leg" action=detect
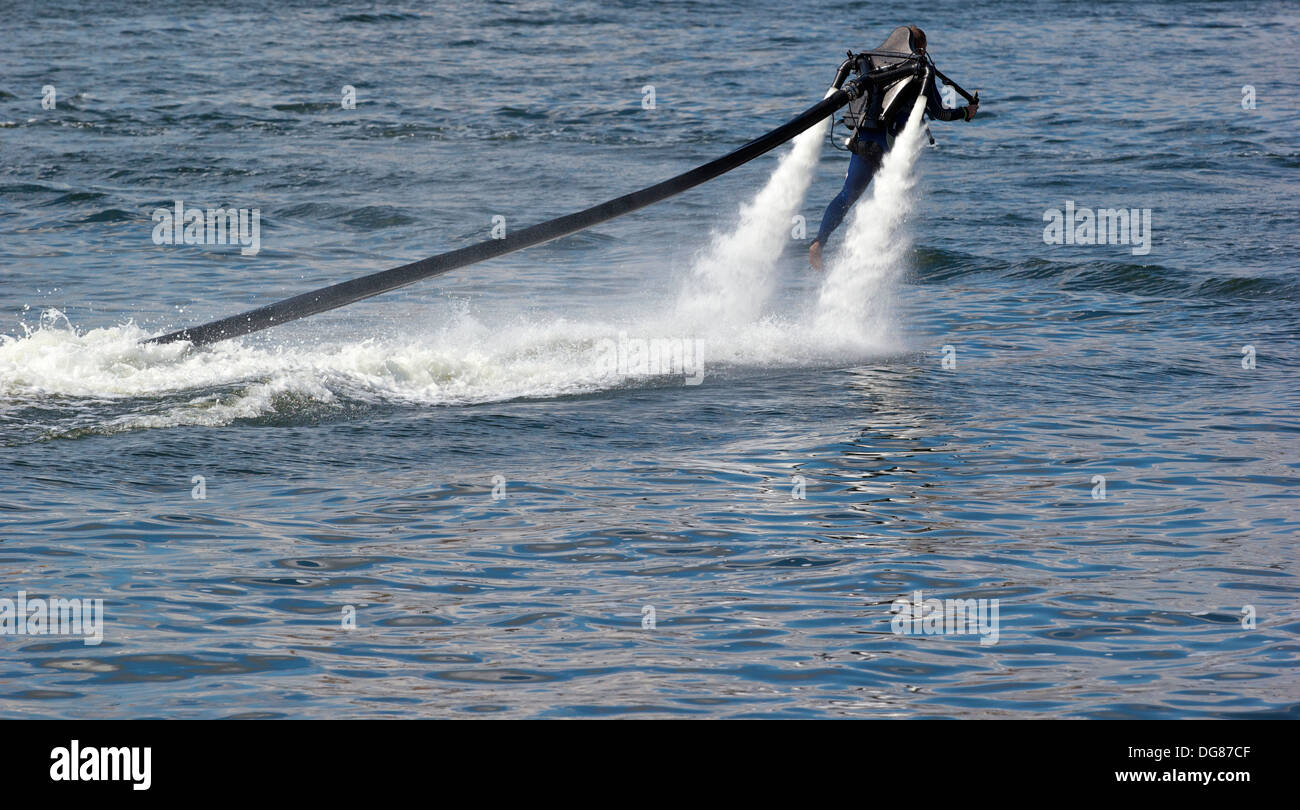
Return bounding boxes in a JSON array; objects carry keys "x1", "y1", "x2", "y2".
[{"x1": 815, "y1": 133, "x2": 887, "y2": 245}]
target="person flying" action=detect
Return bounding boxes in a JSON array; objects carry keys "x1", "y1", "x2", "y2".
[{"x1": 808, "y1": 26, "x2": 978, "y2": 270}]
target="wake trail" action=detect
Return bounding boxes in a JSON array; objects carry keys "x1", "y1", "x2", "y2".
[{"x1": 1, "y1": 91, "x2": 934, "y2": 437}]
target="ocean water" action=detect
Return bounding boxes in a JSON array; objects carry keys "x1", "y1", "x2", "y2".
[{"x1": 1, "y1": 0, "x2": 1297, "y2": 718}]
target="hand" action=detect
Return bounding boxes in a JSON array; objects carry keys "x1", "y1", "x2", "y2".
[
  {"x1": 808, "y1": 240, "x2": 824, "y2": 271},
  {"x1": 964, "y1": 103, "x2": 979, "y2": 121}
]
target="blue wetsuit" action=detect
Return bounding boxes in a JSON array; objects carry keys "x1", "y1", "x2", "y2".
[{"x1": 815, "y1": 129, "x2": 890, "y2": 245}]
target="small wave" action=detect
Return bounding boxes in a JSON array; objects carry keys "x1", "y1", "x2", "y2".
[
  {"x1": 78, "y1": 208, "x2": 137, "y2": 223},
  {"x1": 1060, "y1": 261, "x2": 1298, "y2": 300},
  {"x1": 39, "y1": 191, "x2": 109, "y2": 207},
  {"x1": 335, "y1": 205, "x2": 419, "y2": 230},
  {"x1": 920, "y1": 254, "x2": 1299, "y2": 302},
  {"x1": 0, "y1": 183, "x2": 55, "y2": 193},
  {"x1": 270, "y1": 102, "x2": 342, "y2": 114},
  {"x1": 335, "y1": 12, "x2": 422, "y2": 23}
]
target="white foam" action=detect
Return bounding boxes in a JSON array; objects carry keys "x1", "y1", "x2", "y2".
[
  {"x1": 676, "y1": 87, "x2": 836, "y2": 327},
  {"x1": 1, "y1": 303, "x2": 871, "y2": 436},
  {"x1": 1, "y1": 93, "x2": 930, "y2": 436},
  {"x1": 813, "y1": 96, "x2": 929, "y2": 351}
]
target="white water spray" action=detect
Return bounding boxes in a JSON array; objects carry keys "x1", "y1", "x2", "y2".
[
  {"x1": 813, "y1": 96, "x2": 929, "y2": 350},
  {"x1": 1, "y1": 91, "x2": 923, "y2": 440},
  {"x1": 676, "y1": 88, "x2": 837, "y2": 326}
]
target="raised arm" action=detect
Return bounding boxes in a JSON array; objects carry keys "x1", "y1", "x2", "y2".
[{"x1": 924, "y1": 63, "x2": 978, "y2": 121}]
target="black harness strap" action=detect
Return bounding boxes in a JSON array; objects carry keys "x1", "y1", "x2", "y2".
[{"x1": 928, "y1": 59, "x2": 978, "y2": 104}]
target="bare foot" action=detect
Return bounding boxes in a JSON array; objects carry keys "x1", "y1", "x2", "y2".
[{"x1": 808, "y1": 240, "x2": 823, "y2": 271}]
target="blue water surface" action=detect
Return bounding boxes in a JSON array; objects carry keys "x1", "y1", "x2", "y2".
[{"x1": 1, "y1": 0, "x2": 1297, "y2": 718}]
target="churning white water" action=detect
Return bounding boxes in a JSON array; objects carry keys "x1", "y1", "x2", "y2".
[
  {"x1": 0, "y1": 95, "x2": 932, "y2": 437},
  {"x1": 813, "y1": 96, "x2": 929, "y2": 349},
  {"x1": 675, "y1": 88, "x2": 837, "y2": 326}
]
